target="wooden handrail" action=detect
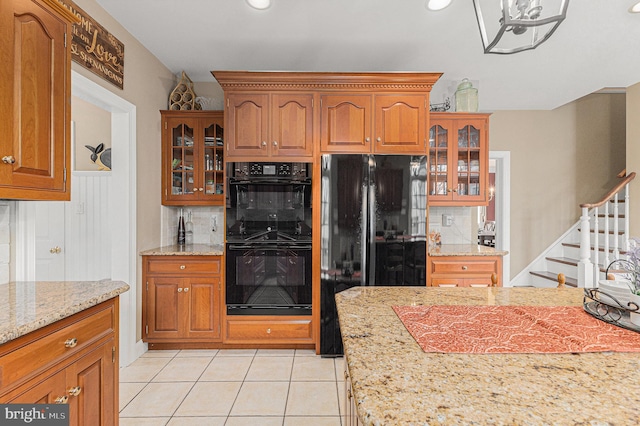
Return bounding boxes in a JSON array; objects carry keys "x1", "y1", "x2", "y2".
[{"x1": 579, "y1": 171, "x2": 636, "y2": 209}]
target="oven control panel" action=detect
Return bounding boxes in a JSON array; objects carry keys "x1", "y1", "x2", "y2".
[{"x1": 232, "y1": 162, "x2": 309, "y2": 179}]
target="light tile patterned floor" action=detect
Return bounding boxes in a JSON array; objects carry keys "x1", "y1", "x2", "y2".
[{"x1": 119, "y1": 349, "x2": 346, "y2": 426}]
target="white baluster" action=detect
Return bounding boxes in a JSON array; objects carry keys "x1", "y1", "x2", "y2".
[
  {"x1": 613, "y1": 193, "x2": 620, "y2": 260},
  {"x1": 625, "y1": 183, "x2": 631, "y2": 252},
  {"x1": 579, "y1": 206, "x2": 594, "y2": 288},
  {"x1": 592, "y1": 206, "x2": 599, "y2": 285},
  {"x1": 603, "y1": 201, "x2": 610, "y2": 271}
]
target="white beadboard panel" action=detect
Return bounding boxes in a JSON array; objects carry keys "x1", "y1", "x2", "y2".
[{"x1": 64, "y1": 172, "x2": 112, "y2": 280}]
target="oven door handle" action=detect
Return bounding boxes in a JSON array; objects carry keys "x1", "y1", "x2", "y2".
[{"x1": 228, "y1": 244, "x2": 312, "y2": 251}]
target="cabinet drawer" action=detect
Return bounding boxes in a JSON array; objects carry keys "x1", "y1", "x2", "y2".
[
  {"x1": 226, "y1": 319, "x2": 312, "y2": 342},
  {"x1": 430, "y1": 259, "x2": 497, "y2": 275},
  {"x1": 147, "y1": 258, "x2": 221, "y2": 275},
  {"x1": 0, "y1": 302, "x2": 115, "y2": 392}
]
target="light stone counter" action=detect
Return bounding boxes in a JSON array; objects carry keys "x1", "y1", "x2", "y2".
[
  {"x1": 429, "y1": 243, "x2": 508, "y2": 256},
  {"x1": 0, "y1": 280, "x2": 130, "y2": 345},
  {"x1": 336, "y1": 286, "x2": 640, "y2": 425},
  {"x1": 140, "y1": 244, "x2": 224, "y2": 256}
]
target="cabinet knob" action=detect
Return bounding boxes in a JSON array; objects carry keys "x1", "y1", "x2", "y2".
[
  {"x1": 55, "y1": 396, "x2": 69, "y2": 404},
  {"x1": 261, "y1": 141, "x2": 267, "y2": 148},
  {"x1": 64, "y1": 338, "x2": 78, "y2": 348},
  {"x1": 199, "y1": 188, "x2": 204, "y2": 192},
  {"x1": 180, "y1": 265, "x2": 186, "y2": 270},
  {"x1": 447, "y1": 188, "x2": 452, "y2": 193},
  {"x1": 178, "y1": 288, "x2": 183, "y2": 292},
  {"x1": 2, "y1": 156, "x2": 15, "y2": 164},
  {"x1": 50, "y1": 246, "x2": 61, "y2": 254},
  {"x1": 344, "y1": 370, "x2": 349, "y2": 380},
  {"x1": 462, "y1": 266, "x2": 468, "y2": 270},
  {"x1": 347, "y1": 388, "x2": 352, "y2": 400},
  {"x1": 365, "y1": 137, "x2": 370, "y2": 143},
  {"x1": 452, "y1": 188, "x2": 458, "y2": 193},
  {"x1": 184, "y1": 287, "x2": 189, "y2": 292},
  {"x1": 266, "y1": 328, "x2": 271, "y2": 334},
  {"x1": 273, "y1": 141, "x2": 278, "y2": 147},
  {"x1": 68, "y1": 386, "x2": 82, "y2": 397},
  {"x1": 376, "y1": 137, "x2": 381, "y2": 142}
]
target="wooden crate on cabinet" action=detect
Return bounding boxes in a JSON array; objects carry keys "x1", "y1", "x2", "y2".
[
  {"x1": 143, "y1": 256, "x2": 222, "y2": 343},
  {"x1": 0, "y1": 299, "x2": 119, "y2": 426},
  {"x1": 320, "y1": 93, "x2": 429, "y2": 154},
  {"x1": 0, "y1": 0, "x2": 79, "y2": 200},
  {"x1": 428, "y1": 113, "x2": 490, "y2": 206},
  {"x1": 161, "y1": 111, "x2": 225, "y2": 205},
  {"x1": 224, "y1": 92, "x2": 314, "y2": 158},
  {"x1": 427, "y1": 255, "x2": 502, "y2": 287}
]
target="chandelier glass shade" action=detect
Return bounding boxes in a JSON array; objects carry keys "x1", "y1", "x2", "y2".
[{"x1": 473, "y1": 0, "x2": 569, "y2": 54}]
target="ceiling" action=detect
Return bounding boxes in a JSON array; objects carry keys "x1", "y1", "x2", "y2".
[{"x1": 95, "y1": 0, "x2": 640, "y2": 110}]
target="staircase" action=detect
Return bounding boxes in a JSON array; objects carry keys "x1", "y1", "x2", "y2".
[{"x1": 512, "y1": 172, "x2": 635, "y2": 288}]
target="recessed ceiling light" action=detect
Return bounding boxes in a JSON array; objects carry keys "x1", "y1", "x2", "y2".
[
  {"x1": 247, "y1": 0, "x2": 271, "y2": 10},
  {"x1": 630, "y1": 1, "x2": 640, "y2": 13},
  {"x1": 426, "y1": 0, "x2": 453, "y2": 11}
]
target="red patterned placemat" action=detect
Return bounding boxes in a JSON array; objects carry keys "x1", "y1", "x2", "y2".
[{"x1": 392, "y1": 305, "x2": 640, "y2": 354}]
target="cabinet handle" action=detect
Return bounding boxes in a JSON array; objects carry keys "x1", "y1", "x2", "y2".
[
  {"x1": 347, "y1": 388, "x2": 352, "y2": 400},
  {"x1": 365, "y1": 137, "x2": 370, "y2": 143},
  {"x1": 180, "y1": 265, "x2": 186, "y2": 270},
  {"x1": 266, "y1": 328, "x2": 271, "y2": 334},
  {"x1": 184, "y1": 287, "x2": 189, "y2": 292},
  {"x1": 447, "y1": 188, "x2": 452, "y2": 193},
  {"x1": 68, "y1": 386, "x2": 82, "y2": 397},
  {"x1": 50, "y1": 246, "x2": 61, "y2": 254},
  {"x1": 344, "y1": 370, "x2": 349, "y2": 380},
  {"x1": 452, "y1": 189, "x2": 458, "y2": 193},
  {"x1": 261, "y1": 141, "x2": 267, "y2": 148},
  {"x1": 64, "y1": 338, "x2": 78, "y2": 348},
  {"x1": 199, "y1": 188, "x2": 204, "y2": 192},
  {"x1": 376, "y1": 137, "x2": 381, "y2": 142},
  {"x1": 273, "y1": 141, "x2": 278, "y2": 147},
  {"x1": 462, "y1": 266, "x2": 468, "y2": 270},
  {"x1": 55, "y1": 396, "x2": 69, "y2": 404},
  {"x1": 178, "y1": 288, "x2": 183, "y2": 292},
  {"x1": 2, "y1": 156, "x2": 15, "y2": 164}
]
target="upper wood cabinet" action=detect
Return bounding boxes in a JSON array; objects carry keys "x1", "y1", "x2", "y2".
[
  {"x1": 225, "y1": 92, "x2": 314, "y2": 158},
  {"x1": 320, "y1": 94, "x2": 428, "y2": 154},
  {"x1": 212, "y1": 71, "x2": 441, "y2": 160},
  {"x1": 428, "y1": 113, "x2": 490, "y2": 206},
  {"x1": 161, "y1": 110, "x2": 225, "y2": 206},
  {"x1": 0, "y1": 0, "x2": 78, "y2": 200}
]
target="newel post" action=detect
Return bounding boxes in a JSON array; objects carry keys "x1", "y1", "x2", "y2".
[{"x1": 578, "y1": 206, "x2": 594, "y2": 288}]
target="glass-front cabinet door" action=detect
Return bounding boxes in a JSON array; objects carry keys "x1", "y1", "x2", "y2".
[
  {"x1": 162, "y1": 111, "x2": 225, "y2": 206},
  {"x1": 428, "y1": 113, "x2": 489, "y2": 206}
]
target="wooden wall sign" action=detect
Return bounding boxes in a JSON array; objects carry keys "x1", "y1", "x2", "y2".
[{"x1": 61, "y1": 0, "x2": 125, "y2": 89}]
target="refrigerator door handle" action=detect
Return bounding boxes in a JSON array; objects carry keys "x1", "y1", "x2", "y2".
[{"x1": 367, "y1": 154, "x2": 377, "y2": 286}]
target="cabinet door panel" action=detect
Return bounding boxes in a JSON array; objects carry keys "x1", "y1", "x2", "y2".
[
  {"x1": 227, "y1": 94, "x2": 269, "y2": 156},
  {"x1": 271, "y1": 94, "x2": 313, "y2": 156},
  {"x1": 186, "y1": 277, "x2": 221, "y2": 339},
  {"x1": 147, "y1": 278, "x2": 182, "y2": 339},
  {"x1": 2, "y1": 370, "x2": 67, "y2": 404},
  {"x1": 320, "y1": 95, "x2": 371, "y2": 152},
  {"x1": 374, "y1": 95, "x2": 427, "y2": 153},
  {"x1": 0, "y1": 0, "x2": 69, "y2": 197},
  {"x1": 68, "y1": 340, "x2": 115, "y2": 426}
]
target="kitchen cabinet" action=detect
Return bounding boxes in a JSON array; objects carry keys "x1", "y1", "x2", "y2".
[
  {"x1": 161, "y1": 111, "x2": 225, "y2": 205},
  {"x1": 320, "y1": 94, "x2": 428, "y2": 154},
  {"x1": 0, "y1": 0, "x2": 78, "y2": 200},
  {"x1": 143, "y1": 256, "x2": 222, "y2": 343},
  {"x1": 0, "y1": 298, "x2": 119, "y2": 426},
  {"x1": 428, "y1": 113, "x2": 490, "y2": 206},
  {"x1": 427, "y1": 255, "x2": 502, "y2": 287},
  {"x1": 343, "y1": 356, "x2": 364, "y2": 426},
  {"x1": 225, "y1": 92, "x2": 314, "y2": 158}
]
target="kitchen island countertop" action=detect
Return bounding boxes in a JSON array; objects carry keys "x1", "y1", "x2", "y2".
[
  {"x1": 336, "y1": 286, "x2": 640, "y2": 425},
  {"x1": 140, "y1": 244, "x2": 224, "y2": 256},
  {"x1": 0, "y1": 280, "x2": 129, "y2": 345}
]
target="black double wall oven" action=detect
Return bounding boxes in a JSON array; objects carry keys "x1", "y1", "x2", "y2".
[{"x1": 226, "y1": 162, "x2": 312, "y2": 316}]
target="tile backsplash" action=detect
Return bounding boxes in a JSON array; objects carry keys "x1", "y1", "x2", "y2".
[
  {"x1": 428, "y1": 206, "x2": 477, "y2": 245},
  {"x1": 162, "y1": 206, "x2": 224, "y2": 247}
]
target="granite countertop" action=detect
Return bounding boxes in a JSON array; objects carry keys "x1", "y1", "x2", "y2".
[
  {"x1": 140, "y1": 244, "x2": 224, "y2": 256},
  {"x1": 429, "y1": 243, "x2": 508, "y2": 256},
  {"x1": 336, "y1": 287, "x2": 640, "y2": 425},
  {"x1": 0, "y1": 280, "x2": 130, "y2": 345}
]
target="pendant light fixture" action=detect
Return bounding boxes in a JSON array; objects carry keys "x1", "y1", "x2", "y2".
[{"x1": 473, "y1": 0, "x2": 569, "y2": 54}]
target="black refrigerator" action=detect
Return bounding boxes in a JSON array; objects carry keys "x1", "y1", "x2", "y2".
[{"x1": 320, "y1": 154, "x2": 427, "y2": 355}]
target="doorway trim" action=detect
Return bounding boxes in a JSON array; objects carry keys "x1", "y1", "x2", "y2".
[
  {"x1": 490, "y1": 151, "x2": 511, "y2": 285},
  {"x1": 16, "y1": 71, "x2": 139, "y2": 366}
]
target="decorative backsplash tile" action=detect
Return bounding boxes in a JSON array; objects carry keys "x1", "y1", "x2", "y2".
[
  {"x1": 428, "y1": 206, "x2": 475, "y2": 245},
  {"x1": 162, "y1": 206, "x2": 224, "y2": 246}
]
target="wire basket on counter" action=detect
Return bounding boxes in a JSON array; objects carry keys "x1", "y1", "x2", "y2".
[{"x1": 583, "y1": 287, "x2": 640, "y2": 332}]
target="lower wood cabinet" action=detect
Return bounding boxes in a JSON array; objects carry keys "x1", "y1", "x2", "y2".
[
  {"x1": 0, "y1": 298, "x2": 119, "y2": 426},
  {"x1": 225, "y1": 317, "x2": 313, "y2": 345},
  {"x1": 343, "y1": 355, "x2": 363, "y2": 426},
  {"x1": 143, "y1": 256, "x2": 222, "y2": 343},
  {"x1": 427, "y1": 256, "x2": 502, "y2": 287}
]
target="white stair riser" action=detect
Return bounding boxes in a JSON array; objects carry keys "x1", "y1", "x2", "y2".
[
  {"x1": 562, "y1": 246, "x2": 620, "y2": 267},
  {"x1": 595, "y1": 217, "x2": 626, "y2": 230},
  {"x1": 587, "y1": 233, "x2": 626, "y2": 248},
  {"x1": 545, "y1": 261, "x2": 579, "y2": 279},
  {"x1": 530, "y1": 275, "x2": 560, "y2": 288}
]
